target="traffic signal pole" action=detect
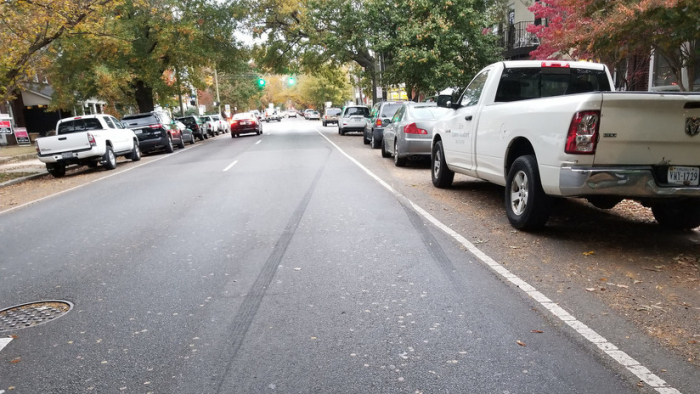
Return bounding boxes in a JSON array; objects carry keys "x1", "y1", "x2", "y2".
[{"x1": 214, "y1": 68, "x2": 221, "y2": 117}]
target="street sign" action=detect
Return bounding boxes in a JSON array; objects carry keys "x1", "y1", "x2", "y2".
[
  {"x1": 0, "y1": 120, "x2": 12, "y2": 135},
  {"x1": 14, "y1": 127, "x2": 30, "y2": 146},
  {"x1": 376, "y1": 87, "x2": 383, "y2": 98}
]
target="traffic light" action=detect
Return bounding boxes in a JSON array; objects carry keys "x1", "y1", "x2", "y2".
[
  {"x1": 257, "y1": 78, "x2": 266, "y2": 89},
  {"x1": 288, "y1": 76, "x2": 295, "y2": 86}
]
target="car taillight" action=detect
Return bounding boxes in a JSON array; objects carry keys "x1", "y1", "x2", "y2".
[
  {"x1": 375, "y1": 119, "x2": 382, "y2": 126},
  {"x1": 35, "y1": 141, "x2": 40, "y2": 153},
  {"x1": 87, "y1": 133, "x2": 96, "y2": 147},
  {"x1": 149, "y1": 124, "x2": 163, "y2": 129},
  {"x1": 250, "y1": 120, "x2": 257, "y2": 126},
  {"x1": 565, "y1": 111, "x2": 600, "y2": 154},
  {"x1": 230, "y1": 120, "x2": 238, "y2": 125},
  {"x1": 404, "y1": 123, "x2": 427, "y2": 135}
]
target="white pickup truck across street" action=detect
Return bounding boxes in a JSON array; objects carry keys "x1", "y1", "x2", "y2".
[
  {"x1": 35, "y1": 114, "x2": 140, "y2": 177},
  {"x1": 432, "y1": 60, "x2": 700, "y2": 230}
]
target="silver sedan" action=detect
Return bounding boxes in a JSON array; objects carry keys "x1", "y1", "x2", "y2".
[{"x1": 380, "y1": 103, "x2": 450, "y2": 166}]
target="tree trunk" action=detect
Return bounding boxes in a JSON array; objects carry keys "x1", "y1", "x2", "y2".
[{"x1": 133, "y1": 80, "x2": 155, "y2": 113}]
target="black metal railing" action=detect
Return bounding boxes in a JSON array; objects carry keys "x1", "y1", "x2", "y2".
[{"x1": 505, "y1": 21, "x2": 540, "y2": 51}]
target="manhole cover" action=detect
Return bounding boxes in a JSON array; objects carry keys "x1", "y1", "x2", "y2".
[{"x1": 0, "y1": 301, "x2": 73, "y2": 332}]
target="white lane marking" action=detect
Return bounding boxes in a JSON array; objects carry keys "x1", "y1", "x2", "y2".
[
  {"x1": 0, "y1": 338, "x2": 12, "y2": 353},
  {"x1": 223, "y1": 160, "x2": 238, "y2": 172},
  {"x1": 255, "y1": 140, "x2": 261, "y2": 145},
  {"x1": 0, "y1": 144, "x2": 202, "y2": 217},
  {"x1": 315, "y1": 128, "x2": 681, "y2": 394}
]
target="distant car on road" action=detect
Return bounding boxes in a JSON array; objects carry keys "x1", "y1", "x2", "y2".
[
  {"x1": 230, "y1": 112, "x2": 262, "y2": 138},
  {"x1": 380, "y1": 102, "x2": 449, "y2": 166},
  {"x1": 176, "y1": 115, "x2": 207, "y2": 140},
  {"x1": 307, "y1": 111, "x2": 320, "y2": 120},
  {"x1": 322, "y1": 108, "x2": 341, "y2": 127},
  {"x1": 174, "y1": 120, "x2": 196, "y2": 145},
  {"x1": 365, "y1": 101, "x2": 405, "y2": 148}
]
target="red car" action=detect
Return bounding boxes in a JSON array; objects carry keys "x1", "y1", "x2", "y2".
[{"x1": 230, "y1": 112, "x2": 263, "y2": 138}]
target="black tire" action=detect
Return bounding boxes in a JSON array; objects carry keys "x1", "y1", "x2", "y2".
[
  {"x1": 339, "y1": 128, "x2": 345, "y2": 136},
  {"x1": 177, "y1": 135, "x2": 185, "y2": 149},
  {"x1": 322, "y1": 121, "x2": 326, "y2": 127},
  {"x1": 363, "y1": 130, "x2": 370, "y2": 145},
  {"x1": 370, "y1": 134, "x2": 380, "y2": 149},
  {"x1": 431, "y1": 140, "x2": 454, "y2": 188},
  {"x1": 203, "y1": 133, "x2": 209, "y2": 140},
  {"x1": 103, "y1": 146, "x2": 117, "y2": 170},
  {"x1": 652, "y1": 199, "x2": 700, "y2": 230},
  {"x1": 394, "y1": 141, "x2": 406, "y2": 167},
  {"x1": 381, "y1": 139, "x2": 391, "y2": 158},
  {"x1": 505, "y1": 155, "x2": 552, "y2": 230},
  {"x1": 164, "y1": 137, "x2": 174, "y2": 153},
  {"x1": 189, "y1": 135, "x2": 196, "y2": 145},
  {"x1": 198, "y1": 133, "x2": 205, "y2": 141},
  {"x1": 47, "y1": 163, "x2": 66, "y2": 177},
  {"x1": 130, "y1": 142, "x2": 141, "y2": 161}
]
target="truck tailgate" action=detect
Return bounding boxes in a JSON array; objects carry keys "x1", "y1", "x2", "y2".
[
  {"x1": 594, "y1": 93, "x2": 700, "y2": 166},
  {"x1": 38, "y1": 133, "x2": 92, "y2": 155}
]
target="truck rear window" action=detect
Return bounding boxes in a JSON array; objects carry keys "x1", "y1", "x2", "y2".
[
  {"x1": 495, "y1": 67, "x2": 611, "y2": 103},
  {"x1": 57, "y1": 118, "x2": 102, "y2": 134}
]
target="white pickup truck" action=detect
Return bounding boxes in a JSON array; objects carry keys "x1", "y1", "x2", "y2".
[
  {"x1": 431, "y1": 60, "x2": 700, "y2": 230},
  {"x1": 35, "y1": 114, "x2": 140, "y2": 177}
]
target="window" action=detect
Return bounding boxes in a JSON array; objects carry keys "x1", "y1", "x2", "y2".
[
  {"x1": 460, "y1": 70, "x2": 490, "y2": 107},
  {"x1": 494, "y1": 67, "x2": 611, "y2": 103},
  {"x1": 410, "y1": 106, "x2": 450, "y2": 120},
  {"x1": 391, "y1": 106, "x2": 405, "y2": 123},
  {"x1": 379, "y1": 103, "x2": 402, "y2": 118},
  {"x1": 103, "y1": 117, "x2": 116, "y2": 129},
  {"x1": 344, "y1": 107, "x2": 370, "y2": 117},
  {"x1": 653, "y1": 53, "x2": 678, "y2": 88},
  {"x1": 57, "y1": 118, "x2": 103, "y2": 135}
]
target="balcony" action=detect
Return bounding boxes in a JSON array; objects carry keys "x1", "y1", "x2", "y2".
[{"x1": 503, "y1": 21, "x2": 540, "y2": 60}]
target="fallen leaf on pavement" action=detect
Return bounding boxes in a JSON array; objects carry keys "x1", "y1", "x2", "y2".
[
  {"x1": 10, "y1": 357, "x2": 20, "y2": 364},
  {"x1": 531, "y1": 330, "x2": 543, "y2": 334},
  {"x1": 583, "y1": 251, "x2": 595, "y2": 256},
  {"x1": 516, "y1": 340, "x2": 526, "y2": 347},
  {"x1": 633, "y1": 280, "x2": 643, "y2": 284},
  {"x1": 586, "y1": 288, "x2": 596, "y2": 292},
  {"x1": 616, "y1": 284, "x2": 629, "y2": 289}
]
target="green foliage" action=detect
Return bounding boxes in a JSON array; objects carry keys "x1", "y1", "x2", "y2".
[{"x1": 48, "y1": 0, "x2": 246, "y2": 113}]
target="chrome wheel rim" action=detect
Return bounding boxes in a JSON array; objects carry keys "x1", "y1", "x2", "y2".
[
  {"x1": 433, "y1": 150, "x2": 441, "y2": 177},
  {"x1": 108, "y1": 149, "x2": 115, "y2": 164},
  {"x1": 394, "y1": 142, "x2": 399, "y2": 164},
  {"x1": 510, "y1": 170, "x2": 529, "y2": 216}
]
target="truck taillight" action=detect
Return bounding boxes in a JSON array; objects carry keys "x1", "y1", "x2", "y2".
[
  {"x1": 35, "y1": 141, "x2": 40, "y2": 154},
  {"x1": 542, "y1": 61, "x2": 570, "y2": 68},
  {"x1": 565, "y1": 111, "x2": 600, "y2": 154},
  {"x1": 149, "y1": 124, "x2": 163, "y2": 129},
  {"x1": 404, "y1": 123, "x2": 427, "y2": 135},
  {"x1": 87, "y1": 133, "x2": 97, "y2": 147}
]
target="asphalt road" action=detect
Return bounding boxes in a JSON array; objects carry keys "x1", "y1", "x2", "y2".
[{"x1": 0, "y1": 119, "x2": 690, "y2": 393}]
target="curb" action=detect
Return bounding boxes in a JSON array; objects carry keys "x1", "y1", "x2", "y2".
[
  {"x1": 0, "y1": 172, "x2": 47, "y2": 189},
  {"x1": 0, "y1": 153, "x2": 38, "y2": 165}
]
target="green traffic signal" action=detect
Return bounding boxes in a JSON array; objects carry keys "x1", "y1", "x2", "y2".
[
  {"x1": 288, "y1": 76, "x2": 295, "y2": 85},
  {"x1": 257, "y1": 78, "x2": 266, "y2": 88}
]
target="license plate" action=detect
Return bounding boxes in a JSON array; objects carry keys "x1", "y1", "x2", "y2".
[
  {"x1": 668, "y1": 166, "x2": 699, "y2": 185},
  {"x1": 61, "y1": 152, "x2": 73, "y2": 159},
  {"x1": 351, "y1": 117, "x2": 361, "y2": 122},
  {"x1": 242, "y1": 121, "x2": 249, "y2": 125}
]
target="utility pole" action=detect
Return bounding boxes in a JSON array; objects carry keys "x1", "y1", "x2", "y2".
[
  {"x1": 176, "y1": 66, "x2": 184, "y2": 116},
  {"x1": 214, "y1": 68, "x2": 221, "y2": 116}
]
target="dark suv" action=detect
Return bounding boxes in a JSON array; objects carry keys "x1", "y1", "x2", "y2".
[
  {"x1": 364, "y1": 101, "x2": 405, "y2": 149},
  {"x1": 176, "y1": 115, "x2": 207, "y2": 140},
  {"x1": 122, "y1": 111, "x2": 184, "y2": 154}
]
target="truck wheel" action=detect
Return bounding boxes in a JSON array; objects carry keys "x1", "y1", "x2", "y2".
[
  {"x1": 363, "y1": 131, "x2": 370, "y2": 145},
  {"x1": 505, "y1": 155, "x2": 551, "y2": 230},
  {"x1": 431, "y1": 141, "x2": 454, "y2": 188},
  {"x1": 394, "y1": 141, "x2": 406, "y2": 167},
  {"x1": 165, "y1": 137, "x2": 174, "y2": 153},
  {"x1": 177, "y1": 136, "x2": 185, "y2": 149},
  {"x1": 47, "y1": 163, "x2": 66, "y2": 178},
  {"x1": 103, "y1": 146, "x2": 117, "y2": 170},
  {"x1": 130, "y1": 143, "x2": 141, "y2": 162},
  {"x1": 339, "y1": 128, "x2": 345, "y2": 136},
  {"x1": 381, "y1": 139, "x2": 391, "y2": 158},
  {"x1": 652, "y1": 199, "x2": 700, "y2": 230}
]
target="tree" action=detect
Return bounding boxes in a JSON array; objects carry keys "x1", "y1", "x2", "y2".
[
  {"x1": 48, "y1": 0, "x2": 245, "y2": 114},
  {"x1": 0, "y1": 0, "x2": 119, "y2": 100},
  {"x1": 528, "y1": 0, "x2": 700, "y2": 91}
]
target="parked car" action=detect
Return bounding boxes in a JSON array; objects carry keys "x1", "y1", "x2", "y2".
[
  {"x1": 288, "y1": 111, "x2": 297, "y2": 118},
  {"x1": 365, "y1": 101, "x2": 405, "y2": 148},
  {"x1": 210, "y1": 114, "x2": 229, "y2": 134},
  {"x1": 303, "y1": 109, "x2": 315, "y2": 119},
  {"x1": 174, "y1": 120, "x2": 196, "y2": 145},
  {"x1": 431, "y1": 59, "x2": 700, "y2": 230},
  {"x1": 230, "y1": 112, "x2": 262, "y2": 137},
  {"x1": 338, "y1": 105, "x2": 370, "y2": 135},
  {"x1": 122, "y1": 111, "x2": 184, "y2": 154},
  {"x1": 264, "y1": 109, "x2": 282, "y2": 122},
  {"x1": 381, "y1": 102, "x2": 450, "y2": 166},
  {"x1": 35, "y1": 115, "x2": 140, "y2": 177},
  {"x1": 176, "y1": 115, "x2": 207, "y2": 140},
  {"x1": 200, "y1": 114, "x2": 226, "y2": 135},
  {"x1": 322, "y1": 108, "x2": 342, "y2": 126},
  {"x1": 250, "y1": 110, "x2": 262, "y2": 121},
  {"x1": 307, "y1": 110, "x2": 320, "y2": 120}
]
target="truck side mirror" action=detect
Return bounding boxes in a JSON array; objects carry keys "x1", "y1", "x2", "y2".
[{"x1": 437, "y1": 87, "x2": 461, "y2": 109}]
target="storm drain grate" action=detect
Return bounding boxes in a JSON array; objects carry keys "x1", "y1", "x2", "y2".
[{"x1": 0, "y1": 301, "x2": 73, "y2": 332}]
